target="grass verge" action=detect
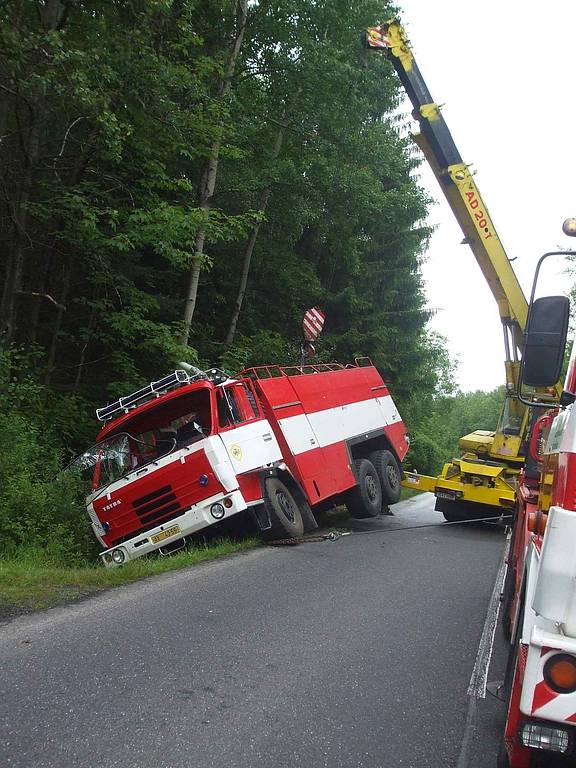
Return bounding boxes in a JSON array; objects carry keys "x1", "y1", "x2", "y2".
[
  {"x1": 400, "y1": 487, "x2": 423, "y2": 501},
  {"x1": 0, "y1": 538, "x2": 259, "y2": 619}
]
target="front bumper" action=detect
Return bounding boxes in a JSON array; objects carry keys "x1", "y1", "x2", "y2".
[{"x1": 98, "y1": 489, "x2": 246, "y2": 567}]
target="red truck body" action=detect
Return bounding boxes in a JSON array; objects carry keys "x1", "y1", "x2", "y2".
[
  {"x1": 500, "y1": 341, "x2": 576, "y2": 766},
  {"x1": 84, "y1": 361, "x2": 408, "y2": 566}
]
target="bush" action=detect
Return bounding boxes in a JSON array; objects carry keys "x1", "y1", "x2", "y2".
[
  {"x1": 403, "y1": 428, "x2": 446, "y2": 476},
  {"x1": 0, "y1": 412, "x2": 98, "y2": 564}
]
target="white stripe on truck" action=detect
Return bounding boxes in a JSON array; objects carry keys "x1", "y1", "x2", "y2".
[{"x1": 278, "y1": 395, "x2": 400, "y2": 456}]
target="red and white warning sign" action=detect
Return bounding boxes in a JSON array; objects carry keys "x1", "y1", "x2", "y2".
[{"x1": 303, "y1": 308, "x2": 325, "y2": 341}]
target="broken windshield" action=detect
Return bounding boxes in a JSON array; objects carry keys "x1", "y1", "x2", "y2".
[
  {"x1": 69, "y1": 432, "x2": 164, "y2": 494},
  {"x1": 69, "y1": 389, "x2": 213, "y2": 495}
]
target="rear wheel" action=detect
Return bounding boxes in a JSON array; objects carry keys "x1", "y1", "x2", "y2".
[
  {"x1": 369, "y1": 450, "x2": 401, "y2": 505},
  {"x1": 263, "y1": 477, "x2": 304, "y2": 539},
  {"x1": 346, "y1": 458, "x2": 383, "y2": 519}
]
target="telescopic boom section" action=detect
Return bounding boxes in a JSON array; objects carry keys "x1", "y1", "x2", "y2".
[{"x1": 365, "y1": 20, "x2": 528, "y2": 353}]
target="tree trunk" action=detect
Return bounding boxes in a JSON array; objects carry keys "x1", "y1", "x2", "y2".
[
  {"x1": 225, "y1": 121, "x2": 287, "y2": 345},
  {"x1": 28, "y1": 126, "x2": 97, "y2": 343},
  {"x1": 0, "y1": 96, "x2": 46, "y2": 343},
  {"x1": 72, "y1": 303, "x2": 98, "y2": 393},
  {"x1": 44, "y1": 252, "x2": 72, "y2": 385},
  {"x1": 179, "y1": 0, "x2": 248, "y2": 346},
  {"x1": 0, "y1": 0, "x2": 66, "y2": 343}
]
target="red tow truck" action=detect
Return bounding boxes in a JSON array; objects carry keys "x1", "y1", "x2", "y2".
[
  {"x1": 498, "y1": 234, "x2": 576, "y2": 767},
  {"x1": 79, "y1": 360, "x2": 408, "y2": 566}
]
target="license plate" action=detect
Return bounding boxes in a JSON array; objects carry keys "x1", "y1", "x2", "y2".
[
  {"x1": 151, "y1": 525, "x2": 181, "y2": 544},
  {"x1": 435, "y1": 491, "x2": 456, "y2": 500}
]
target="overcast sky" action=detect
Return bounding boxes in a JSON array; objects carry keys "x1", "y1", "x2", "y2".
[{"x1": 393, "y1": 1, "x2": 576, "y2": 392}]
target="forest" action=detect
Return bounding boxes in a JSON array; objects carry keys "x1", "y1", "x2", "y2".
[{"x1": 0, "y1": 0, "x2": 503, "y2": 562}]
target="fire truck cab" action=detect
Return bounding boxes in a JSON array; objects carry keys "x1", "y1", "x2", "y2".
[{"x1": 81, "y1": 361, "x2": 409, "y2": 567}]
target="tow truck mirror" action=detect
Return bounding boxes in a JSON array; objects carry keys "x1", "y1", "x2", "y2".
[{"x1": 522, "y1": 296, "x2": 569, "y2": 387}]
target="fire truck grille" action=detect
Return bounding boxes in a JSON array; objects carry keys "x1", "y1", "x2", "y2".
[{"x1": 132, "y1": 485, "x2": 183, "y2": 526}]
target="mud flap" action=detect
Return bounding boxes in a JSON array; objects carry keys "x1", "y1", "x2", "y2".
[
  {"x1": 292, "y1": 490, "x2": 318, "y2": 533},
  {"x1": 250, "y1": 503, "x2": 272, "y2": 532}
]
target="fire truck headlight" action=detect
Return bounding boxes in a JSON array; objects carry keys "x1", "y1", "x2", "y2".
[
  {"x1": 544, "y1": 654, "x2": 576, "y2": 694},
  {"x1": 562, "y1": 218, "x2": 576, "y2": 237},
  {"x1": 111, "y1": 549, "x2": 126, "y2": 565},
  {"x1": 519, "y1": 722, "x2": 570, "y2": 754},
  {"x1": 210, "y1": 503, "x2": 225, "y2": 520}
]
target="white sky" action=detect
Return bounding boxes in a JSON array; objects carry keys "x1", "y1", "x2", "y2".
[{"x1": 395, "y1": 0, "x2": 576, "y2": 392}]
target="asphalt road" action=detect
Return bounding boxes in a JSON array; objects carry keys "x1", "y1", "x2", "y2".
[{"x1": 0, "y1": 494, "x2": 510, "y2": 768}]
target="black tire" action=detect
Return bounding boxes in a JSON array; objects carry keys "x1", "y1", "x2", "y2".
[
  {"x1": 345, "y1": 458, "x2": 383, "y2": 519},
  {"x1": 435, "y1": 497, "x2": 466, "y2": 522},
  {"x1": 263, "y1": 477, "x2": 304, "y2": 539},
  {"x1": 369, "y1": 449, "x2": 401, "y2": 505}
]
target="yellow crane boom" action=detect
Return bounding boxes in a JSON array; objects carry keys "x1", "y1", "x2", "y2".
[
  {"x1": 366, "y1": 20, "x2": 527, "y2": 350},
  {"x1": 364, "y1": 19, "x2": 557, "y2": 520}
]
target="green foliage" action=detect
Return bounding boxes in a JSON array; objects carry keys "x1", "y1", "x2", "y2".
[
  {"x1": 220, "y1": 331, "x2": 299, "y2": 373},
  {"x1": 405, "y1": 387, "x2": 504, "y2": 475},
  {"x1": 0, "y1": 538, "x2": 259, "y2": 613},
  {"x1": 0, "y1": 412, "x2": 98, "y2": 563},
  {"x1": 0, "y1": 0, "x2": 466, "y2": 564}
]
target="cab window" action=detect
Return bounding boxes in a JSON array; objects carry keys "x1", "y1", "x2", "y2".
[{"x1": 217, "y1": 383, "x2": 260, "y2": 428}]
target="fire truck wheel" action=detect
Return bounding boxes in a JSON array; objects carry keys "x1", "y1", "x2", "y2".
[
  {"x1": 369, "y1": 450, "x2": 401, "y2": 504},
  {"x1": 346, "y1": 458, "x2": 383, "y2": 518},
  {"x1": 264, "y1": 477, "x2": 305, "y2": 539}
]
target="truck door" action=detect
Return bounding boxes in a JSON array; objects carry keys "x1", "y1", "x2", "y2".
[{"x1": 216, "y1": 381, "x2": 282, "y2": 475}]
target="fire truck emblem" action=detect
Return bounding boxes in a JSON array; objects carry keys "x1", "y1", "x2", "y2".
[
  {"x1": 303, "y1": 308, "x2": 325, "y2": 342},
  {"x1": 229, "y1": 445, "x2": 243, "y2": 461}
]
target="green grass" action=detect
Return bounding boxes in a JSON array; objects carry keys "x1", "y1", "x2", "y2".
[
  {"x1": 0, "y1": 538, "x2": 259, "y2": 617},
  {"x1": 400, "y1": 487, "x2": 422, "y2": 501},
  {"x1": 0, "y1": 492, "x2": 424, "y2": 619}
]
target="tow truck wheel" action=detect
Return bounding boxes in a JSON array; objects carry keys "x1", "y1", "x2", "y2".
[
  {"x1": 346, "y1": 458, "x2": 383, "y2": 518},
  {"x1": 263, "y1": 477, "x2": 305, "y2": 539},
  {"x1": 369, "y1": 450, "x2": 401, "y2": 504}
]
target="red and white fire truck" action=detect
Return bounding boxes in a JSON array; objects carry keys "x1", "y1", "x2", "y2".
[
  {"x1": 498, "y1": 237, "x2": 576, "y2": 767},
  {"x1": 79, "y1": 360, "x2": 408, "y2": 567}
]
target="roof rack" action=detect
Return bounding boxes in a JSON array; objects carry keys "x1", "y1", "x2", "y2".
[
  {"x1": 240, "y1": 360, "x2": 372, "y2": 381},
  {"x1": 95, "y1": 365, "x2": 233, "y2": 422},
  {"x1": 96, "y1": 370, "x2": 195, "y2": 422}
]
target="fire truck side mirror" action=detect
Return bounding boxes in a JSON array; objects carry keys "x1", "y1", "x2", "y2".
[{"x1": 522, "y1": 296, "x2": 570, "y2": 387}]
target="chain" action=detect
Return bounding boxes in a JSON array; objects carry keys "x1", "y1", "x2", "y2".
[
  {"x1": 265, "y1": 531, "x2": 351, "y2": 546},
  {"x1": 264, "y1": 515, "x2": 513, "y2": 547}
]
